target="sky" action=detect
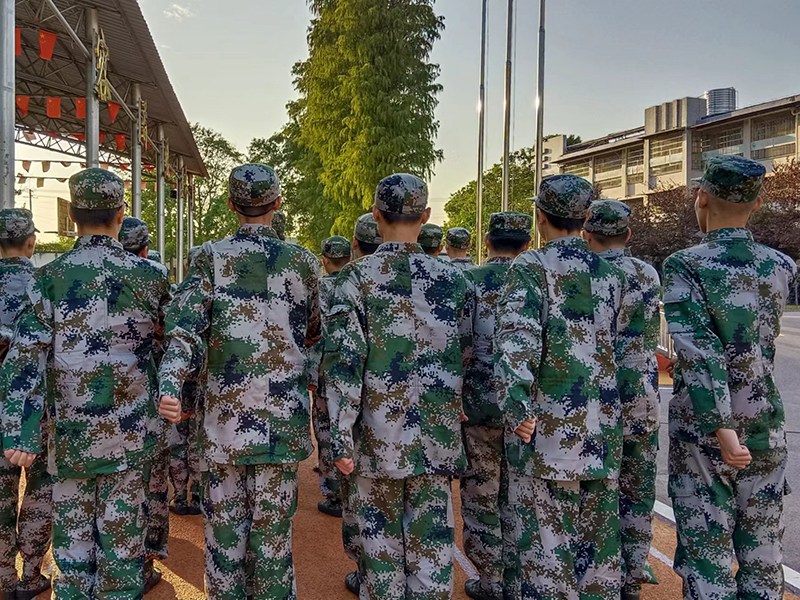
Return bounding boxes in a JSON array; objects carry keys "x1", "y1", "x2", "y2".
[{"x1": 18, "y1": 0, "x2": 800, "y2": 231}]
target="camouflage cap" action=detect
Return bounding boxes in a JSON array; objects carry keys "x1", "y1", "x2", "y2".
[
  {"x1": 68, "y1": 167, "x2": 125, "y2": 210},
  {"x1": 229, "y1": 163, "x2": 281, "y2": 207},
  {"x1": 272, "y1": 210, "x2": 286, "y2": 240},
  {"x1": 353, "y1": 212, "x2": 382, "y2": 245},
  {"x1": 0, "y1": 208, "x2": 37, "y2": 239},
  {"x1": 488, "y1": 211, "x2": 532, "y2": 237},
  {"x1": 374, "y1": 173, "x2": 428, "y2": 215},
  {"x1": 446, "y1": 227, "x2": 471, "y2": 249},
  {"x1": 532, "y1": 174, "x2": 595, "y2": 219},
  {"x1": 697, "y1": 155, "x2": 766, "y2": 203},
  {"x1": 417, "y1": 223, "x2": 443, "y2": 250},
  {"x1": 321, "y1": 235, "x2": 351, "y2": 259},
  {"x1": 118, "y1": 216, "x2": 151, "y2": 253},
  {"x1": 584, "y1": 200, "x2": 631, "y2": 236},
  {"x1": 147, "y1": 250, "x2": 162, "y2": 264}
]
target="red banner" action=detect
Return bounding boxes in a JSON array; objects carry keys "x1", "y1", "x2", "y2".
[
  {"x1": 74, "y1": 98, "x2": 86, "y2": 120},
  {"x1": 38, "y1": 30, "x2": 57, "y2": 61},
  {"x1": 15, "y1": 96, "x2": 30, "y2": 117},
  {"x1": 107, "y1": 102, "x2": 120, "y2": 124},
  {"x1": 46, "y1": 96, "x2": 61, "y2": 119},
  {"x1": 115, "y1": 134, "x2": 127, "y2": 151},
  {"x1": 15, "y1": 28, "x2": 21, "y2": 56}
]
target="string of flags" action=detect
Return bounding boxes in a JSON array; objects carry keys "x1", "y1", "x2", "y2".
[{"x1": 15, "y1": 27, "x2": 58, "y2": 61}]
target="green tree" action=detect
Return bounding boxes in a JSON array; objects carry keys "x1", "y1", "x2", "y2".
[{"x1": 296, "y1": 0, "x2": 445, "y2": 238}]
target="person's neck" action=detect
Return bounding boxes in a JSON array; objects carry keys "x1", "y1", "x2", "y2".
[
  {"x1": 704, "y1": 215, "x2": 749, "y2": 233},
  {"x1": 380, "y1": 224, "x2": 421, "y2": 244},
  {"x1": 487, "y1": 249, "x2": 518, "y2": 260},
  {"x1": 78, "y1": 225, "x2": 119, "y2": 238},
  {"x1": 543, "y1": 231, "x2": 581, "y2": 243},
  {"x1": 1, "y1": 249, "x2": 31, "y2": 260},
  {"x1": 598, "y1": 243, "x2": 626, "y2": 253},
  {"x1": 448, "y1": 249, "x2": 468, "y2": 259},
  {"x1": 239, "y1": 215, "x2": 273, "y2": 228}
]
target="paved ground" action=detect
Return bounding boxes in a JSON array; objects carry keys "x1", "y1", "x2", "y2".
[{"x1": 656, "y1": 313, "x2": 800, "y2": 571}]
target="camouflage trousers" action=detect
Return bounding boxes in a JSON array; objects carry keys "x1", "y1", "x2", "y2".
[
  {"x1": 669, "y1": 440, "x2": 788, "y2": 600},
  {"x1": 312, "y1": 391, "x2": 341, "y2": 503},
  {"x1": 145, "y1": 448, "x2": 171, "y2": 560},
  {"x1": 460, "y1": 425, "x2": 512, "y2": 598},
  {"x1": 340, "y1": 474, "x2": 360, "y2": 565},
  {"x1": 0, "y1": 453, "x2": 52, "y2": 591},
  {"x1": 620, "y1": 431, "x2": 658, "y2": 591},
  {"x1": 52, "y1": 467, "x2": 146, "y2": 599},
  {"x1": 202, "y1": 462, "x2": 298, "y2": 600},
  {"x1": 169, "y1": 417, "x2": 201, "y2": 501},
  {"x1": 352, "y1": 473, "x2": 454, "y2": 600},
  {"x1": 507, "y1": 473, "x2": 621, "y2": 600}
]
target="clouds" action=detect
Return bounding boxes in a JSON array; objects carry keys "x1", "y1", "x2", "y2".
[{"x1": 163, "y1": 3, "x2": 194, "y2": 22}]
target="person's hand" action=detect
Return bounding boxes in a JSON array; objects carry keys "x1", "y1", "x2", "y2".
[
  {"x1": 4, "y1": 449, "x2": 36, "y2": 468},
  {"x1": 308, "y1": 383, "x2": 318, "y2": 393},
  {"x1": 159, "y1": 395, "x2": 182, "y2": 424},
  {"x1": 459, "y1": 412, "x2": 468, "y2": 423},
  {"x1": 335, "y1": 457, "x2": 354, "y2": 475},
  {"x1": 514, "y1": 418, "x2": 537, "y2": 443},
  {"x1": 716, "y1": 428, "x2": 752, "y2": 469},
  {"x1": 666, "y1": 357, "x2": 678, "y2": 379}
]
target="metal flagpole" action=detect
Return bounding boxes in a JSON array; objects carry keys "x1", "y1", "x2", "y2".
[
  {"x1": 476, "y1": 0, "x2": 488, "y2": 264},
  {"x1": 85, "y1": 8, "x2": 99, "y2": 168},
  {"x1": 0, "y1": 0, "x2": 15, "y2": 208},
  {"x1": 501, "y1": 0, "x2": 514, "y2": 211},
  {"x1": 176, "y1": 156, "x2": 184, "y2": 282},
  {"x1": 156, "y1": 125, "x2": 166, "y2": 260},
  {"x1": 533, "y1": 0, "x2": 546, "y2": 248},
  {"x1": 131, "y1": 83, "x2": 143, "y2": 218}
]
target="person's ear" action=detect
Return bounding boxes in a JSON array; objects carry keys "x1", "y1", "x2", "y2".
[
  {"x1": 227, "y1": 198, "x2": 236, "y2": 213},
  {"x1": 625, "y1": 228, "x2": 632, "y2": 244},
  {"x1": 421, "y1": 207, "x2": 431, "y2": 225},
  {"x1": 274, "y1": 196, "x2": 283, "y2": 210}
]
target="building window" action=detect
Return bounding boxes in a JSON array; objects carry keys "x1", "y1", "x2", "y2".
[
  {"x1": 752, "y1": 113, "x2": 795, "y2": 141},
  {"x1": 596, "y1": 177, "x2": 623, "y2": 192},
  {"x1": 751, "y1": 113, "x2": 796, "y2": 161},
  {"x1": 752, "y1": 143, "x2": 796, "y2": 161},
  {"x1": 691, "y1": 124, "x2": 744, "y2": 169},
  {"x1": 650, "y1": 161, "x2": 683, "y2": 176},
  {"x1": 561, "y1": 160, "x2": 591, "y2": 179},
  {"x1": 626, "y1": 147, "x2": 644, "y2": 167},
  {"x1": 650, "y1": 134, "x2": 683, "y2": 159}
]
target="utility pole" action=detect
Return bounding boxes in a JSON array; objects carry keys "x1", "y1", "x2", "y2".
[
  {"x1": 533, "y1": 0, "x2": 546, "y2": 247},
  {"x1": 501, "y1": 0, "x2": 514, "y2": 211},
  {"x1": 476, "y1": 0, "x2": 488, "y2": 263}
]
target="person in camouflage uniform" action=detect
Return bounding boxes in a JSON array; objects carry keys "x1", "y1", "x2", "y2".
[
  {"x1": 663, "y1": 155, "x2": 796, "y2": 600},
  {"x1": 351, "y1": 213, "x2": 383, "y2": 260},
  {"x1": 272, "y1": 210, "x2": 287, "y2": 241},
  {"x1": 148, "y1": 249, "x2": 162, "y2": 264},
  {"x1": 496, "y1": 174, "x2": 630, "y2": 600},
  {"x1": 0, "y1": 209, "x2": 52, "y2": 600},
  {"x1": 118, "y1": 216, "x2": 171, "y2": 592},
  {"x1": 446, "y1": 227, "x2": 474, "y2": 270},
  {"x1": 583, "y1": 200, "x2": 661, "y2": 600},
  {"x1": 158, "y1": 163, "x2": 321, "y2": 600},
  {"x1": 312, "y1": 235, "x2": 351, "y2": 518},
  {"x1": 460, "y1": 212, "x2": 531, "y2": 600},
  {"x1": 324, "y1": 173, "x2": 472, "y2": 600},
  {"x1": 417, "y1": 222, "x2": 444, "y2": 256},
  {"x1": 0, "y1": 168, "x2": 171, "y2": 599}
]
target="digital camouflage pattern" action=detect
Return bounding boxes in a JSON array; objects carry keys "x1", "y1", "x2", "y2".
[
  {"x1": 663, "y1": 228, "x2": 796, "y2": 450},
  {"x1": 353, "y1": 213, "x2": 382, "y2": 245},
  {"x1": 0, "y1": 208, "x2": 36, "y2": 239},
  {"x1": 669, "y1": 441, "x2": 788, "y2": 600},
  {"x1": 51, "y1": 468, "x2": 146, "y2": 598},
  {"x1": 118, "y1": 216, "x2": 151, "y2": 253},
  {"x1": 417, "y1": 223, "x2": 443, "y2": 251},
  {"x1": 272, "y1": 211, "x2": 286, "y2": 241},
  {"x1": 696, "y1": 155, "x2": 766, "y2": 203},
  {"x1": 449, "y1": 257, "x2": 474, "y2": 271},
  {"x1": 446, "y1": 227, "x2": 471, "y2": 249},
  {"x1": 584, "y1": 200, "x2": 631, "y2": 237},
  {"x1": 160, "y1": 222, "x2": 321, "y2": 466},
  {"x1": 374, "y1": 173, "x2": 428, "y2": 215},
  {"x1": 495, "y1": 236, "x2": 629, "y2": 480},
  {"x1": 324, "y1": 242, "x2": 472, "y2": 478},
  {"x1": 488, "y1": 211, "x2": 532, "y2": 237},
  {"x1": 507, "y1": 474, "x2": 621, "y2": 600},
  {"x1": 351, "y1": 473, "x2": 454, "y2": 600},
  {"x1": 321, "y1": 235, "x2": 351, "y2": 259},
  {"x1": 532, "y1": 174, "x2": 595, "y2": 219},
  {"x1": 68, "y1": 167, "x2": 125, "y2": 209},
  {"x1": 229, "y1": 163, "x2": 281, "y2": 207},
  {"x1": 0, "y1": 235, "x2": 170, "y2": 476},
  {"x1": 148, "y1": 249, "x2": 162, "y2": 264},
  {"x1": 203, "y1": 463, "x2": 299, "y2": 600},
  {"x1": 169, "y1": 416, "x2": 201, "y2": 502},
  {"x1": 144, "y1": 449, "x2": 171, "y2": 560}
]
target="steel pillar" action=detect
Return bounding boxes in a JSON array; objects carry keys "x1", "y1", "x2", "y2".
[
  {"x1": 501, "y1": 0, "x2": 514, "y2": 211},
  {"x1": 131, "y1": 83, "x2": 142, "y2": 217},
  {"x1": 0, "y1": 0, "x2": 15, "y2": 208},
  {"x1": 187, "y1": 174, "x2": 194, "y2": 249},
  {"x1": 476, "y1": 0, "x2": 488, "y2": 264},
  {"x1": 533, "y1": 0, "x2": 546, "y2": 248},
  {"x1": 176, "y1": 157, "x2": 184, "y2": 282},
  {"x1": 85, "y1": 8, "x2": 99, "y2": 167},
  {"x1": 156, "y1": 125, "x2": 166, "y2": 260}
]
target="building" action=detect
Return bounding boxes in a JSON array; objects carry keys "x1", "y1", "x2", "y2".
[{"x1": 554, "y1": 88, "x2": 800, "y2": 206}]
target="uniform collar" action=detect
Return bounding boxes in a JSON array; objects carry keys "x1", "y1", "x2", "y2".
[
  {"x1": 544, "y1": 236, "x2": 589, "y2": 251},
  {"x1": 75, "y1": 235, "x2": 123, "y2": 250},
  {"x1": 376, "y1": 242, "x2": 425, "y2": 254},
  {"x1": 598, "y1": 248, "x2": 625, "y2": 260},
  {"x1": 703, "y1": 227, "x2": 753, "y2": 243},
  {"x1": 485, "y1": 256, "x2": 513, "y2": 265},
  {"x1": 451, "y1": 256, "x2": 472, "y2": 263},
  {"x1": 238, "y1": 223, "x2": 278, "y2": 239},
  {"x1": 0, "y1": 256, "x2": 33, "y2": 267}
]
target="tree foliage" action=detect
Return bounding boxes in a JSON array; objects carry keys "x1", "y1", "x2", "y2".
[{"x1": 295, "y1": 0, "x2": 445, "y2": 239}]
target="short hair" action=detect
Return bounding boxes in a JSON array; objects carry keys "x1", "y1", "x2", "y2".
[
  {"x1": 233, "y1": 202, "x2": 274, "y2": 218},
  {"x1": 355, "y1": 240, "x2": 380, "y2": 256},
  {"x1": 326, "y1": 256, "x2": 350, "y2": 270},
  {"x1": 539, "y1": 209, "x2": 585, "y2": 233},
  {"x1": 487, "y1": 233, "x2": 530, "y2": 254},
  {"x1": 587, "y1": 231, "x2": 628, "y2": 247},
  {"x1": 0, "y1": 234, "x2": 34, "y2": 253},
  {"x1": 422, "y1": 246, "x2": 440, "y2": 256},
  {"x1": 69, "y1": 206, "x2": 122, "y2": 227},
  {"x1": 378, "y1": 209, "x2": 424, "y2": 225}
]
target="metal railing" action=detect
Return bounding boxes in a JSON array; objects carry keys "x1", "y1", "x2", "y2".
[{"x1": 657, "y1": 303, "x2": 674, "y2": 358}]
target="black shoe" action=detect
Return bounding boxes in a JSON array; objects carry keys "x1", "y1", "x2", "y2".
[
  {"x1": 187, "y1": 494, "x2": 203, "y2": 516},
  {"x1": 169, "y1": 498, "x2": 189, "y2": 516},
  {"x1": 621, "y1": 590, "x2": 641, "y2": 600},
  {"x1": 14, "y1": 576, "x2": 51, "y2": 600},
  {"x1": 313, "y1": 464, "x2": 321, "y2": 474},
  {"x1": 143, "y1": 561, "x2": 163, "y2": 593},
  {"x1": 465, "y1": 579, "x2": 503, "y2": 600},
  {"x1": 317, "y1": 499, "x2": 343, "y2": 518},
  {"x1": 344, "y1": 571, "x2": 360, "y2": 596}
]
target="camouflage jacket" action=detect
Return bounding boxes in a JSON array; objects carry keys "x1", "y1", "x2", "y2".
[
  {"x1": 0, "y1": 236, "x2": 171, "y2": 477},
  {"x1": 450, "y1": 257, "x2": 474, "y2": 271},
  {"x1": 663, "y1": 228, "x2": 796, "y2": 450},
  {"x1": 0, "y1": 257, "x2": 36, "y2": 361},
  {"x1": 599, "y1": 249, "x2": 661, "y2": 436},
  {"x1": 308, "y1": 272, "x2": 341, "y2": 394},
  {"x1": 160, "y1": 223, "x2": 321, "y2": 466},
  {"x1": 495, "y1": 236, "x2": 629, "y2": 480},
  {"x1": 324, "y1": 242, "x2": 473, "y2": 479},
  {"x1": 463, "y1": 256, "x2": 512, "y2": 428}
]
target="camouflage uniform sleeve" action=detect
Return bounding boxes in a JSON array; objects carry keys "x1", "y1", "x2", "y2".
[
  {"x1": 323, "y1": 271, "x2": 366, "y2": 460},
  {"x1": 614, "y1": 272, "x2": 641, "y2": 408},
  {"x1": 0, "y1": 278, "x2": 52, "y2": 453},
  {"x1": 460, "y1": 273, "x2": 476, "y2": 373},
  {"x1": 304, "y1": 256, "x2": 322, "y2": 350},
  {"x1": 159, "y1": 247, "x2": 214, "y2": 398},
  {"x1": 495, "y1": 259, "x2": 544, "y2": 431},
  {"x1": 663, "y1": 253, "x2": 733, "y2": 434}
]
